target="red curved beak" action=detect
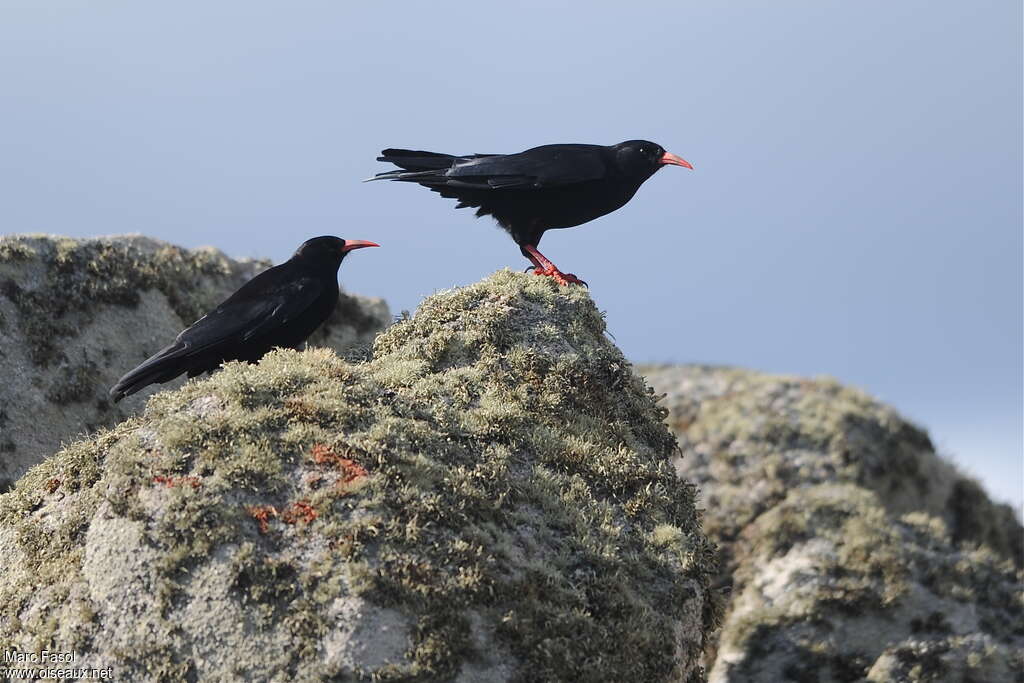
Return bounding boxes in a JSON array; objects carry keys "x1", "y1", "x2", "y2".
[
  {"x1": 660, "y1": 152, "x2": 693, "y2": 170},
  {"x1": 341, "y1": 239, "x2": 380, "y2": 253}
]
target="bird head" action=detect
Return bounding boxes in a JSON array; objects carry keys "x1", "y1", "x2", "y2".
[
  {"x1": 614, "y1": 140, "x2": 693, "y2": 178},
  {"x1": 294, "y1": 236, "x2": 380, "y2": 267}
]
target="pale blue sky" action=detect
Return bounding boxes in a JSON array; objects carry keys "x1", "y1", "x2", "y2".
[{"x1": 1, "y1": 2, "x2": 1020, "y2": 508}]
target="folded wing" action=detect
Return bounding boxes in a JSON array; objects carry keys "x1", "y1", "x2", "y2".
[
  {"x1": 372, "y1": 144, "x2": 608, "y2": 191},
  {"x1": 109, "y1": 277, "x2": 323, "y2": 401}
]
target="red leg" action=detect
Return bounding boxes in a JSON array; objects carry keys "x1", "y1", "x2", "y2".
[
  {"x1": 521, "y1": 245, "x2": 587, "y2": 286},
  {"x1": 522, "y1": 248, "x2": 546, "y2": 276}
]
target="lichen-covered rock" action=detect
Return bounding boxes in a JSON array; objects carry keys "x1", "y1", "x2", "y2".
[
  {"x1": 0, "y1": 234, "x2": 389, "y2": 491},
  {"x1": 640, "y1": 365, "x2": 1024, "y2": 682},
  {"x1": 0, "y1": 271, "x2": 719, "y2": 682},
  {"x1": 714, "y1": 485, "x2": 1022, "y2": 682},
  {"x1": 866, "y1": 634, "x2": 1022, "y2": 682},
  {"x1": 641, "y1": 365, "x2": 1022, "y2": 572}
]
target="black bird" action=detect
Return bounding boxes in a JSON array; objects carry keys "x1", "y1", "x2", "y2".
[
  {"x1": 110, "y1": 236, "x2": 379, "y2": 402},
  {"x1": 370, "y1": 140, "x2": 691, "y2": 285}
]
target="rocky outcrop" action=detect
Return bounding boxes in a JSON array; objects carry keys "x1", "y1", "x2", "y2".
[
  {"x1": 0, "y1": 234, "x2": 389, "y2": 491},
  {"x1": 0, "y1": 272, "x2": 719, "y2": 681},
  {"x1": 642, "y1": 365, "x2": 1023, "y2": 682}
]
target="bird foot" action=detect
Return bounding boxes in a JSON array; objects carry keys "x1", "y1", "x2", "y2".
[{"x1": 530, "y1": 266, "x2": 587, "y2": 287}]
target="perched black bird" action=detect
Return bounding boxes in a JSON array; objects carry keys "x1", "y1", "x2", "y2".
[
  {"x1": 110, "y1": 236, "x2": 378, "y2": 402},
  {"x1": 371, "y1": 140, "x2": 691, "y2": 285}
]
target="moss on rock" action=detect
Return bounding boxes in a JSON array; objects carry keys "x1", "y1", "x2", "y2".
[
  {"x1": 640, "y1": 365, "x2": 1021, "y2": 572},
  {"x1": 1, "y1": 271, "x2": 719, "y2": 681},
  {"x1": 0, "y1": 234, "x2": 267, "y2": 367},
  {"x1": 640, "y1": 365, "x2": 1023, "y2": 682},
  {"x1": 866, "y1": 634, "x2": 1023, "y2": 682},
  {"x1": 711, "y1": 485, "x2": 1022, "y2": 682},
  {"x1": 0, "y1": 234, "x2": 389, "y2": 490}
]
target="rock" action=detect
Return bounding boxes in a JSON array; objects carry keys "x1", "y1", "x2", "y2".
[
  {"x1": 866, "y1": 634, "x2": 1021, "y2": 682},
  {"x1": 0, "y1": 234, "x2": 389, "y2": 491},
  {"x1": 641, "y1": 365, "x2": 1024, "y2": 682},
  {"x1": 0, "y1": 271, "x2": 719, "y2": 681},
  {"x1": 715, "y1": 486, "x2": 1022, "y2": 681}
]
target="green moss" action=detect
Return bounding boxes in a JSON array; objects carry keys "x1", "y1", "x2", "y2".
[{"x1": 0, "y1": 271, "x2": 719, "y2": 681}]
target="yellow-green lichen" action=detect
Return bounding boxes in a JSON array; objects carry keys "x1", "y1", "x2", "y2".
[
  {"x1": 866, "y1": 634, "x2": 1024, "y2": 682},
  {"x1": 0, "y1": 234, "x2": 389, "y2": 494},
  {"x1": 640, "y1": 364, "x2": 1023, "y2": 681},
  {"x1": 0, "y1": 271, "x2": 719, "y2": 681},
  {"x1": 0, "y1": 234, "x2": 271, "y2": 367},
  {"x1": 640, "y1": 365, "x2": 1023, "y2": 570},
  {"x1": 714, "y1": 484, "x2": 1022, "y2": 682}
]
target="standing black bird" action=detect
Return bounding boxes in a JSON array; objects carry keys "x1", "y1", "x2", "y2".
[
  {"x1": 109, "y1": 236, "x2": 378, "y2": 402},
  {"x1": 370, "y1": 140, "x2": 691, "y2": 285}
]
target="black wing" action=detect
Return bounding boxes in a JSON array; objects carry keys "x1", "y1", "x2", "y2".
[
  {"x1": 110, "y1": 276, "x2": 324, "y2": 401},
  {"x1": 179, "y1": 276, "x2": 324, "y2": 348},
  {"x1": 373, "y1": 144, "x2": 608, "y2": 191}
]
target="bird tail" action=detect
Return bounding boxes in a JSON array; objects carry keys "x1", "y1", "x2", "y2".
[
  {"x1": 367, "y1": 148, "x2": 457, "y2": 182},
  {"x1": 109, "y1": 342, "x2": 191, "y2": 403},
  {"x1": 378, "y1": 149, "x2": 455, "y2": 171}
]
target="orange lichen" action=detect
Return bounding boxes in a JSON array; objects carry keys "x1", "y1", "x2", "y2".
[
  {"x1": 43, "y1": 478, "x2": 61, "y2": 493},
  {"x1": 246, "y1": 504, "x2": 278, "y2": 534},
  {"x1": 152, "y1": 475, "x2": 201, "y2": 489},
  {"x1": 310, "y1": 443, "x2": 339, "y2": 465},
  {"x1": 281, "y1": 500, "x2": 318, "y2": 525},
  {"x1": 310, "y1": 443, "x2": 369, "y2": 484},
  {"x1": 338, "y1": 459, "x2": 368, "y2": 484}
]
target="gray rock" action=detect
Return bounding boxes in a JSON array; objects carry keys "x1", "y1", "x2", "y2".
[
  {"x1": 0, "y1": 234, "x2": 389, "y2": 491},
  {"x1": 1, "y1": 271, "x2": 719, "y2": 681},
  {"x1": 641, "y1": 364, "x2": 1023, "y2": 682},
  {"x1": 714, "y1": 485, "x2": 1022, "y2": 682},
  {"x1": 866, "y1": 633, "x2": 1022, "y2": 682}
]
